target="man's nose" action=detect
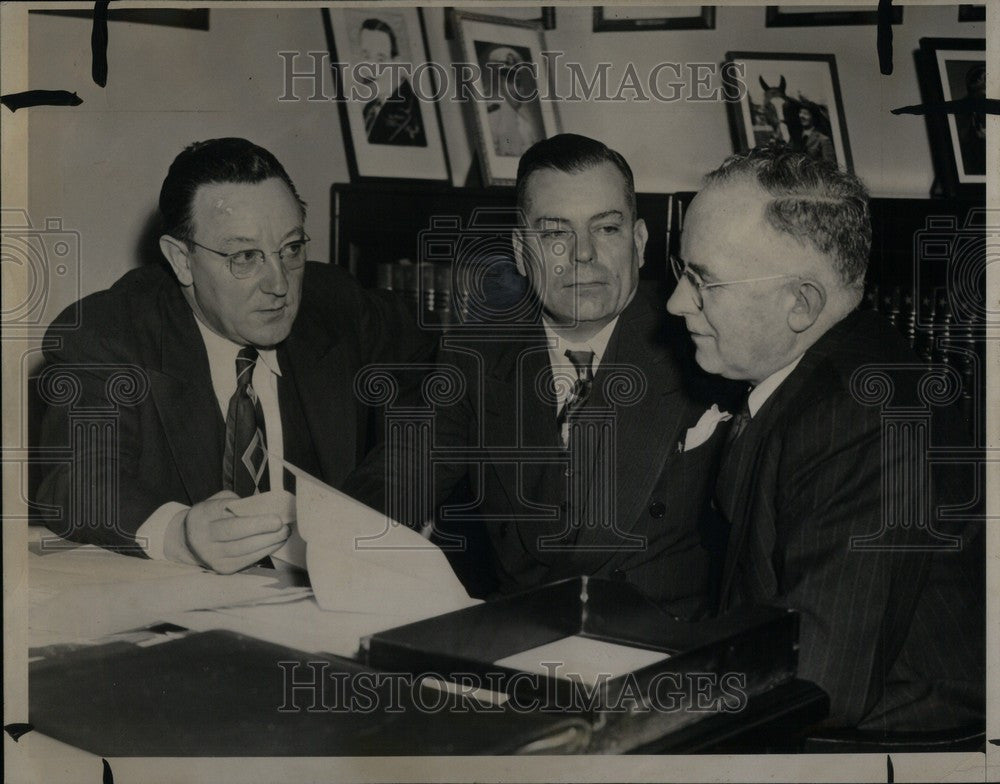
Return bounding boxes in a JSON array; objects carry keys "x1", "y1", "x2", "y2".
[
  {"x1": 259, "y1": 254, "x2": 289, "y2": 296},
  {"x1": 574, "y1": 231, "x2": 594, "y2": 264},
  {"x1": 666, "y1": 278, "x2": 696, "y2": 316}
]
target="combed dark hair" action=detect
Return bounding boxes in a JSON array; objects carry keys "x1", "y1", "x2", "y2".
[
  {"x1": 703, "y1": 147, "x2": 871, "y2": 289},
  {"x1": 159, "y1": 138, "x2": 306, "y2": 243},
  {"x1": 360, "y1": 18, "x2": 398, "y2": 58},
  {"x1": 515, "y1": 133, "x2": 636, "y2": 219}
]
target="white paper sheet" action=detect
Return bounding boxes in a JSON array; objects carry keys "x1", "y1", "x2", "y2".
[
  {"x1": 29, "y1": 548, "x2": 295, "y2": 648},
  {"x1": 167, "y1": 597, "x2": 409, "y2": 659},
  {"x1": 494, "y1": 636, "x2": 671, "y2": 687},
  {"x1": 288, "y1": 463, "x2": 481, "y2": 622}
]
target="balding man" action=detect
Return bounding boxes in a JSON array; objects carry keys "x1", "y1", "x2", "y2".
[{"x1": 668, "y1": 147, "x2": 984, "y2": 734}]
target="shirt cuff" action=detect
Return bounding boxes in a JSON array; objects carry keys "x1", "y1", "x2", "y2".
[{"x1": 135, "y1": 502, "x2": 189, "y2": 560}]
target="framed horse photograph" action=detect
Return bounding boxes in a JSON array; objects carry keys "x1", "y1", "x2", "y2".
[{"x1": 723, "y1": 51, "x2": 853, "y2": 173}]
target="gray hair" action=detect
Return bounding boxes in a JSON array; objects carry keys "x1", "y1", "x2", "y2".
[{"x1": 703, "y1": 147, "x2": 871, "y2": 289}]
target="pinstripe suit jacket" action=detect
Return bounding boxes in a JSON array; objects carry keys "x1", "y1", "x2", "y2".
[{"x1": 715, "y1": 309, "x2": 984, "y2": 731}]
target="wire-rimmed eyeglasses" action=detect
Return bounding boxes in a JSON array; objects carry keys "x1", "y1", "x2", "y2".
[
  {"x1": 670, "y1": 254, "x2": 799, "y2": 309},
  {"x1": 189, "y1": 235, "x2": 310, "y2": 280}
]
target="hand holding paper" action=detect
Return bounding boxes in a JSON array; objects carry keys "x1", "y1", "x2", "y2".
[{"x1": 179, "y1": 490, "x2": 292, "y2": 574}]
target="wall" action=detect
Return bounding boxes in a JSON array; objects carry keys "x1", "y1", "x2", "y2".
[{"x1": 26, "y1": 4, "x2": 984, "y2": 320}]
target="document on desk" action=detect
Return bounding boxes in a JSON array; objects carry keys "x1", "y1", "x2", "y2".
[
  {"x1": 29, "y1": 549, "x2": 307, "y2": 649},
  {"x1": 494, "y1": 637, "x2": 671, "y2": 688},
  {"x1": 288, "y1": 462, "x2": 481, "y2": 622}
]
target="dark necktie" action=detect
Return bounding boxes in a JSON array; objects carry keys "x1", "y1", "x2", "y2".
[
  {"x1": 222, "y1": 346, "x2": 270, "y2": 497},
  {"x1": 722, "y1": 392, "x2": 752, "y2": 456},
  {"x1": 557, "y1": 349, "x2": 595, "y2": 444}
]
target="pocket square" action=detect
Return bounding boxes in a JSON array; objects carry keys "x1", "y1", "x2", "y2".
[{"x1": 681, "y1": 404, "x2": 732, "y2": 452}]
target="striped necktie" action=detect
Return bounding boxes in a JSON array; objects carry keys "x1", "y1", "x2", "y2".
[
  {"x1": 222, "y1": 346, "x2": 270, "y2": 497},
  {"x1": 557, "y1": 349, "x2": 595, "y2": 444}
]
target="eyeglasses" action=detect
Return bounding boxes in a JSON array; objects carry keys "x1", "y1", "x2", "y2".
[
  {"x1": 670, "y1": 254, "x2": 799, "y2": 309},
  {"x1": 189, "y1": 235, "x2": 310, "y2": 280}
]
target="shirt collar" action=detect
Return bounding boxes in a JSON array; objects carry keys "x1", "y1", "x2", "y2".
[
  {"x1": 541, "y1": 316, "x2": 620, "y2": 367},
  {"x1": 193, "y1": 317, "x2": 282, "y2": 377},
  {"x1": 747, "y1": 354, "x2": 803, "y2": 417}
]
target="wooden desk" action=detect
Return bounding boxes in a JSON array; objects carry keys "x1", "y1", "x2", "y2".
[{"x1": 26, "y1": 535, "x2": 828, "y2": 755}]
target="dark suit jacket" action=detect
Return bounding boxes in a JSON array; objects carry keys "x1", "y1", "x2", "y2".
[
  {"x1": 34, "y1": 261, "x2": 433, "y2": 554},
  {"x1": 715, "y1": 309, "x2": 984, "y2": 731},
  {"x1": 342, "y1": 284, "x2": 733, "y2": 619}
]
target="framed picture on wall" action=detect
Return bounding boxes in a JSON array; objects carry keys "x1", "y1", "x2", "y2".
[
  {"x1": 592, "y1": 6, "x2": 715, "y2": 32},
  {"x1": 322, "y1": 7, "x2": 451, "y2": 184},
  {"x1": 916, "y1": 37, "x2": 986, "y2": 198},
  {"x1": 451, "y1": 10, "x2": 560, "y2": 186},
  {"x1": 723, "y1": 51, "x2": 853, "y2": 172},
  {"x1": 765, "y1": 5, "x2": 902, "y2": 26},
  {"x1": 445, "y1": 7, "x2": 555, "y2": 38}
]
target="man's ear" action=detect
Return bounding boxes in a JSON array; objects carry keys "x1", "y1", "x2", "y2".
[
  {"x1": 159, "y1": 235, "x2": 194, "y2": 287},
  {"x1": 787, "y1": 279, "x2": 826, "y2": 333},
  {"x1": 633, "y1": 217, "x2": 648, "y2": 269}
]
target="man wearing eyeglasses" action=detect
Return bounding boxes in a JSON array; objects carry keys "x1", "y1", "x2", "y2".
[
  {"x1": 668, "y1": 147, "x2": 984, "y2": 733},
  {"x1": 34, "y1": 138, "x2": 433, "y2": 573}
]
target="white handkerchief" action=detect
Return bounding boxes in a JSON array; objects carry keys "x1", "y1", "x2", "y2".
[{"x1": 682, "y1": 404, "x2": 732, "y2": 452}]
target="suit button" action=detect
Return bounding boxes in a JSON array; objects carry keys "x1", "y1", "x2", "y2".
[
  {"x1": 564, "y1": 468, "x2": 574, "y2": 478},
  {"x1": 499, "y1": 522, "x2": 508, "y2": 538},
  {"x1": 611, "y1": 568, "x2": 627, "y2": 582},
  {"x1": 648, "y1": 501, "x2": 666, "y2": 519}
]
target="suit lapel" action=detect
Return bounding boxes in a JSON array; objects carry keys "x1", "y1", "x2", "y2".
[
  {"x1": 148, "y1": 285, "x2": 226, "y2": 504},
  {"x1": 481, "y1": 331, "x2": 561, "y2": 523},
  {"x1": 570, "y1": 300, "x2": 690, "y2": 558},
  {"x1": 715, "y1": 346, "x2": 824, "y2": 607},
  {"x1": 280, "y1": 307, "x2": 349, "y2": 484}
]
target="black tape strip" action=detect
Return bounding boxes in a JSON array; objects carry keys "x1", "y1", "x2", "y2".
[
  {"x1": 877, "y1": 0, "x2": 894, "y2": 75},
  {"x1": 3, "y1": 723, "x2": 34, "y2": 742},
  {"x1": 0, "y1": 90, "x2": 83, "y2": 112},
  {"x1": 891, "y1": 96, "x2": 1000, "y2": 116},
  {"x1": 92, "y1": 0, "x2": 110, "y2": 87}
]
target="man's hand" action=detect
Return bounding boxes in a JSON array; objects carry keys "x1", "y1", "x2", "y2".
[{"x1": 165, "y1": 490, "x2": 291, "y2": 574}]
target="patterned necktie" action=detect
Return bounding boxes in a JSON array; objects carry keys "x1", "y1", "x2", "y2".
[
  {"x1": 557, "y1": 349, "x2": 595, "y2": 444},
  {"x1": 222, "y1": 346, "x2": 270, "y2": 497}
]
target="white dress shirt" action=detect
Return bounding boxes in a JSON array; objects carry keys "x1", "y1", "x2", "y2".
[
  {"x1": 135, "y1": 319, "x2": 284, "y2": 560},
  {"x1": 541, "y1": 317, "x2": 619, "y2": 444}
]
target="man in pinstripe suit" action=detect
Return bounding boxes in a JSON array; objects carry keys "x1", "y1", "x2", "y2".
[{"x1": 667, "y1": 148, "x2": 984, "y2": 733}]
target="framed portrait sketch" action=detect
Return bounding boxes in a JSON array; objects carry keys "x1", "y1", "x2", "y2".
[
  {"x1": 765, "y1": 5, "x2": 902, "y2": 27},
  {"x1": 723, "y1": 51, "x2": 853, "y2": 172},
  {"x1": 451, "y1": 10, "x2": 561, "y2": 186},
  {"x1": 916, "y1": 37, "x2": 986, "y2": 198},
  {"x1": 322, "y1": 7, "x2": 451, "y2": 184},
  {"x1": 593, "y1": 6, "x2": 715, "y2": 32}
]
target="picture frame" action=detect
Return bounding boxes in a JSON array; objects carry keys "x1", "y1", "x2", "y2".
[
  {"x1": 451, "y1": 10, "x2": 561, "y2": 186},
  {"x1": 723, "y1": 51, "x2": 854, "y2": 172},
  {"x1": 322, "y1": 7, "x2": 452, "y2": 184},
  {"x1": 445, "y1": 7, "x2": 555, "y2": 38},
  {"x1": 916, "y1": 37, "x2": 986, "y2": 198},
  {"x1": 765, "y1": 5, "x2": 902, "y2": 27},
  {"x1": 592, "y1": 6, "x2": 715, "y2": 32},
  {"x1": 958, "y1": 5, "x2": 985, "y2": 22}
]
